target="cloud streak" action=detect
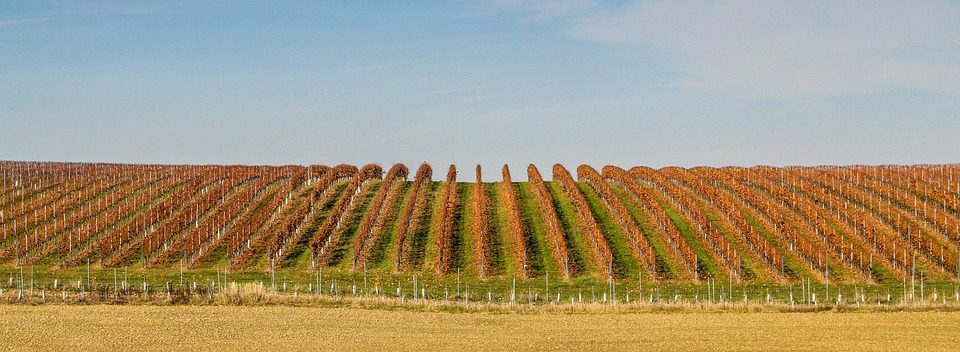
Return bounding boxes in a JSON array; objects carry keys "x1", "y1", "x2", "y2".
[
  {"x1": 494, "y1": 0, "x2": 960, "y2": 97},
  {"x1": 487, "y1": 0, "x2": 596, "y2": 20},
  {"x1": 0, "y1": 17, "x2": 51, "y2": 27}
]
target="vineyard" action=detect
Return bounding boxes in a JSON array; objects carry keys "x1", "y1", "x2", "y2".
[{"x1": 2, "y1": 160, "x2": 960, "y2": 288}]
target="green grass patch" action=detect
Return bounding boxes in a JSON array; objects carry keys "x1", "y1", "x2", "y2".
[
  {"x1": 656, "y1": 197, "x2": 723, "y2": 279},
  {"x1": 408, "y1": 182, "x2": 439, "y2": 271},
  {"x1": 870, "y1": 261, "x2": 896, "y2": 283},
  {"x1": 284, "y1": 183, "x2": 348, "y2": 269},
  {"x1": 741, "y1": 211, "x2": 807, "y2": 281},
  {"x1": 198, "y1": 187, "x2": 284, "y2": 268},
  {"x1": 7, "y1": 263, "x2": 957, "y2": 309},
  {"x1": 327, "y1": 182, "x2": 381, "y2": 268},
  {"x1": 364, "y1": 182, "x2": 411, "y2": 270},
  {"x1": 544, "y1": 182, "x2": 592, "y2": 275},
  {"x1": 575, "y1": 182, "x2": 639, "y2": 279},
  {"x1": 452, "y1": 183, "x2": 472, "y2": 276},
  {"x1": 515, "y1": 183, "x2": 550, "y2": 276},
  {"x1": 607, "y1": 183, "x2": 680, "y2": 280},
  {"x1": 699, "y1": 208, "x2": 767, "y2": 281},
  {"x1": 485, "y1": 183, "x2": 506, "y2": 276}
]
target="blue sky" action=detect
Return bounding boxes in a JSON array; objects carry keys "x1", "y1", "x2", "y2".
[{"x1": 2, "y1": 1, "x2": 959, "y2": 179}]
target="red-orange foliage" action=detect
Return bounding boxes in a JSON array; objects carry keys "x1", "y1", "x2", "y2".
[
  {"x1": 500, "y1": 165, "x2": 528, "y2": 277},
  {"x1": 578, "y1": 165, "x2": 655, "y2": 275},
  {"x1": 551, "y1": 164, "x2": 609, "y2": 277},
  {"x1": 433, "y1": 165, "x2": 458, "y2": 274},
  {"x1": 472, "y1": 165, "x2": 490, "y2": 276},
  {"x1": 394, "y1": 163, "x2": 432, "y2": 271},
  {"x1": 312, "y1": 164, "x2": 384, "y2": 265},
  {"x1": 107, "y1": 172, "x2": 250, "y2": 267},
  {"x1": 603, "y1": 166, "x2": 697, "y2": 279},
  {"x1": 3, "y1": 162, "x2": 960, "y2": 282},
  {"x1": 630, "y1": 166, "x2": 739, "y2": 278},
  {"x1": 352, "y1": 163, "x2": 409, "y2": 270},
  {"x1": 663, "y1": 167, "x2": 784, "y2": 279},
  {"x1": 528, "y1": 164, "x2": 570, "y2": 278}
]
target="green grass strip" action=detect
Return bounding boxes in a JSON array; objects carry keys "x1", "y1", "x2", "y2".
[
  {"x1": 657, "y1": 197, "x2": 724, "y2": 279},
  {"x1": 485, "y1": 183, "x2": 507, "y2": 276},
  {"x1": 328, "y1": 183, "x2": 381, "y2": 269},
  {"x1": 545, "y1": 182, "x2": 592, "y2": 275},
  {"x1": 515, "y1": 183, "x2": 551, "y2": 276},
  {"x1": 365, "y1": 182, "x2": 411, "y2": 271},
  {"x1": 576, "y1": 182, "x2": 639, "y2": 279},
  {"x1": 607, "y1": 183, "x2": 681, "y2": 280}
]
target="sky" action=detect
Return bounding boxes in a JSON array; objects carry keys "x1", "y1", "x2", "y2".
[{"x1": 2, "y1": 1, "x2": 959, "y2": 180}]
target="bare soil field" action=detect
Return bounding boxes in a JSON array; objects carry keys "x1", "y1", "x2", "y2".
[{"x1": 0, "y1": 305, "x2": 957, "y2": 351}]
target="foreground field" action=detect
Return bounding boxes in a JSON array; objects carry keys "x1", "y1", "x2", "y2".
[{"x1": 1, "y1": 305, "x2": 957, "y2": 351}]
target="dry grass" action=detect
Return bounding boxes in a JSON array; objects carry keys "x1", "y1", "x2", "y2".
[{"x1": 0, "y1": 305, "x2": 957, "y2": 351}]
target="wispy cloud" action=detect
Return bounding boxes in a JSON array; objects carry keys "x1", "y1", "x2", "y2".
[
  {"x1": 421, "y1": 85, "x2": 486, "y2": 96},
  {"x1": 491, "y1": 0, "x2": 960, "y2": 97},
  {"x1": 345, "y1": 59, "x2": 420, "y2": 73},
  {"x1": 0, "y1": 2, "x2": 171, "y2": 31},
  {"x1": 0, "y1": 17, "x2": 51, "y2": 27},
  {"x1": 488, "y1": 0, "x2": 597, "y2": 20},
  {"x1": 64, "y1": 2, "x2": 169, "y2": 17}
]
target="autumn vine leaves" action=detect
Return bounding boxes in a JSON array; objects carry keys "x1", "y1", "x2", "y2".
[{"x1": 3, "y1": 161, "x2": 956, "y2": 284}]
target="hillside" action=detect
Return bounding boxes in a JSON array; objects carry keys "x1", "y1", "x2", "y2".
[{"x1": 2, "y1": 161, "x2": 958, "y2": 286}]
